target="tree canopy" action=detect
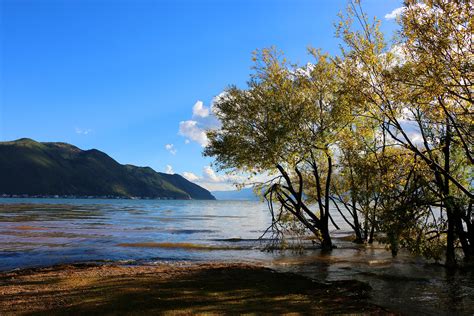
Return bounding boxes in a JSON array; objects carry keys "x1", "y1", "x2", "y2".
[{"x1": 205, "y1": 0, "x2": 473, "y2": 265}]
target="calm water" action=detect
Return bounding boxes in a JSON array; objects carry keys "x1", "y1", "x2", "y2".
[{"x1": 1, "y1": 198, "x2": 473, "y2": 315}]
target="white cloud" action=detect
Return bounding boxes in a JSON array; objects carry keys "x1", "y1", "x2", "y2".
[
  {"x1": 178, "y1": 120, "x2": 209, "y2": 147},
  {"x1": 385, "y1": 3, "x2": 434, "y2": 21},
  {"x1": 178, "y1": 94, "x2": 224, "y2": 146},
  {"x1": 192, "y1": 101, "x2": 210, "y2": 118},
  {"x1": 182, "y1": 165, "x2": 274, "y2": 191},
  {"x1": 202, "y1": 166, "x2": 220, "y2": 182},
  {"x1": 181, "y1": 166, "x2": 247, "y2": 190},
  {"x1": 210, "y1": 92, "x2": 228, "y2": 114},
  {"x1": 182, "y1": 171, "x2": 200, "y2": 182},
  {"x1": 379, "y1": 43, "x2": 407, "y2": 69},
  {"x1": 165, "y1": 143, "x2": 177, "y2": 155},
  {"x1": 399, "y1": 106, "x2": 415, "y2": 124},
  {"x1": 408, "y1": 132, "x2": 424, "y2": 145},
  {"x1": 165, "y1": 165, "x2": 174, "y2": 174},
  {"x1": 385, "y1": 6, "x2": 405, "y2": 20},
  {"x1": 184, "y1": 139, "x2": 190, "y2": 144},
  {"x1": 197, "y1": 182, "x2": 234, "y2": 191},
  {"x1": 75, "y1": 127, "x2": 92, "y2": 135}
]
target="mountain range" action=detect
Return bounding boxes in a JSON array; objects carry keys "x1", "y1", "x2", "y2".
[{"x1": 0, "y1": 138, "x2": 215, "y2": 200}]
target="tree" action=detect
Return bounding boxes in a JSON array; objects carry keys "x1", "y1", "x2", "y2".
[
  {"x1": 331, "y1": 118, "x2": 384, "y2": 244},
  {"x1": 396, "y1": 0, "x2": 473, "y2": 264},
  {"x1": 205, "y1": 0, "x2": 472, "y2": 265},
  {"x1": 204, "y1": 49, "x2": 349, "y2": 250},
  {"x1": 335, "y1": 0, "x2": 473, "y2": 265}
]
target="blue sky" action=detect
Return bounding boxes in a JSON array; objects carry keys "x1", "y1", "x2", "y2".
[{"x1": 1, "y1": 0, "x2": 402, "y2": 190}]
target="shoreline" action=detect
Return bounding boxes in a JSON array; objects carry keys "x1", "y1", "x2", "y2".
[
  {"x1": 0, "y1": 196, "x2": 215, "y2": 201},
  {"x1": 0, "y1": 261, "x2": 388, "y2": 315}
]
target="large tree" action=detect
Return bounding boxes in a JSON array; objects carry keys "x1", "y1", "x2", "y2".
[
  {"x1": 335, "y1": 0, "x2": 473, "y2": 265},
  {"x1": 204, "y1": 49, "x2": 349, "y2": 250},
  {"x1": 205, "y1": 0, "x2": 472, "y2": 264}
]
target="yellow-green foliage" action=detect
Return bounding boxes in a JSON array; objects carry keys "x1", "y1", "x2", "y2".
[{"x1": 205, "y1": 0, "x2": 473, "y2": 262}]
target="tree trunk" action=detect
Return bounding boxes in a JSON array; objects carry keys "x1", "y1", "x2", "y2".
[
  {"x1": 454, "y1": 203, "x2": 473, "y2": 262},
  {"x1": 443, "y1": 121, "x2": 457, "y2": 267},
  {"x1": 465, "y1": 201, "x2": 474, "y2": 263},
  {"x1": 351, "y1": 202, "x2": 363, "y2": 243},
  {"x1": 322, "y1": 154, "x2": 334, "y2": 250},
  {"x1": 445, "y1": 205, "x2": 457, "y2": 267},
  {"x1": 368, "y1": 218, "x2": 376, "y2": 244},
  {"x1": 320, "y1": 224, "x2": 333, "y2": 251}
]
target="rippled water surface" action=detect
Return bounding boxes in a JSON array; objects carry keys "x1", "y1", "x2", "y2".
[
  {"x1": 0, "y1": 199, "x2": 276, "y2": 269},
  {"x1": 1, "y1": 198, "x2": 473, "y2": 315}
]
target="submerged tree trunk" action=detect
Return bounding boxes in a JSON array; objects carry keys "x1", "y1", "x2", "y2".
[
  {"x1": 347, "y1": 158, "x2": 364, "y2": 244},
  {"x1": 272, "y1": 162, "x2": 334, "y2": 251},
  {"x1": 453, "y1": 200, "x2": 473, "y2": 263},
  {"x1": 443, "y1": 122, "x2": 456, "y2": 267},
  {"x1": 320, "y1": 224, "x2": 333, "y2": 251},
  {"x1": 464, "y1": 201, "x2": 474, "y2": 263},
  {"x1": 322, "y1": 154, "x2": 334, "y2": 250},
  {"x1": 445, "y1": 205, "x2": 457, "y2": 267},
  {"x1": 368, "y1": 214, "x2": 376, "y2": 244},
  {"x1": 351, "y1": 191, "x2": 363, "y2": 243}
]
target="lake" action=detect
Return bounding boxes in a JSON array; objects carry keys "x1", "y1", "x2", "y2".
[
  {"x1": 1, "y1": 198, "x2": 473, "y2": 315},
  {"x1": 0, "y1": 199, "x2": 280, "y2": 270}
]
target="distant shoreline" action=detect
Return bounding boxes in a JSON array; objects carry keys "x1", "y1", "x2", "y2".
[{"x1": 0, "y1": 194, "x2": 208, "y2": 200}]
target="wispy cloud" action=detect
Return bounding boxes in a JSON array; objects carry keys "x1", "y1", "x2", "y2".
[
  {"x1": 408, "y1": 132, "x2": 424, "y2": 145},
  {"x1": 182, "y1": 165, "x2": 245, "y2": 191},
  {"x1": 75, "y1": 127, "x2": 92, "y2": 135},
  {"x1": 165, "y1": 143, "x2": 177, "y2": 155},
  {"x1": 164, "y1": 165, "x2": 174, "y2": 174},
  {"x1": 182, "y1": 171, "x2": 199, "y2": 182},
  {"x1": 182, "y1": 165, "x2": 274, "y2": 191},
  {"x1": 385, "y1": 6, "x2": 405, "y2": 20}
]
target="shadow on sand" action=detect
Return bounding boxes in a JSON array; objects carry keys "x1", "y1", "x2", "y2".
[{"x1": 0, "y1": 263, "x2": 386, "y2": 315}]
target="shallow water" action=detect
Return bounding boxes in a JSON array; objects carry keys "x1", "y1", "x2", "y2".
[
  {"x1": 0, "y1": 199, "x2": 277, "y2": 269},
  {"x1": 270, "y1": 245, "x2": 474, "y2": 315},
  {"x1": 0, "y1": 198, "x2": 473, "y2": 315}
]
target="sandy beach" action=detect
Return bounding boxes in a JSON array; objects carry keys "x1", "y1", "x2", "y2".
[{"x1": 0, "y1": 262, "x2": 387, "y2": 315}]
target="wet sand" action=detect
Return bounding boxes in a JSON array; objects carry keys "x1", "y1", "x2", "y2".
[{"x1": 0, "y1": 262, "x2": 388, "y2": 315}]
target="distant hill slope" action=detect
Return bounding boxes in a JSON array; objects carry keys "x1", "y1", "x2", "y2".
[{"x1": 0, "y1": 138, "x2": 215, "y2": 200}]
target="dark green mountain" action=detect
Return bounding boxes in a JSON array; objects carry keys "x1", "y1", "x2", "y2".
[{"x1": 0, "y1": 138, "x2": 215, "y2": 200}]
